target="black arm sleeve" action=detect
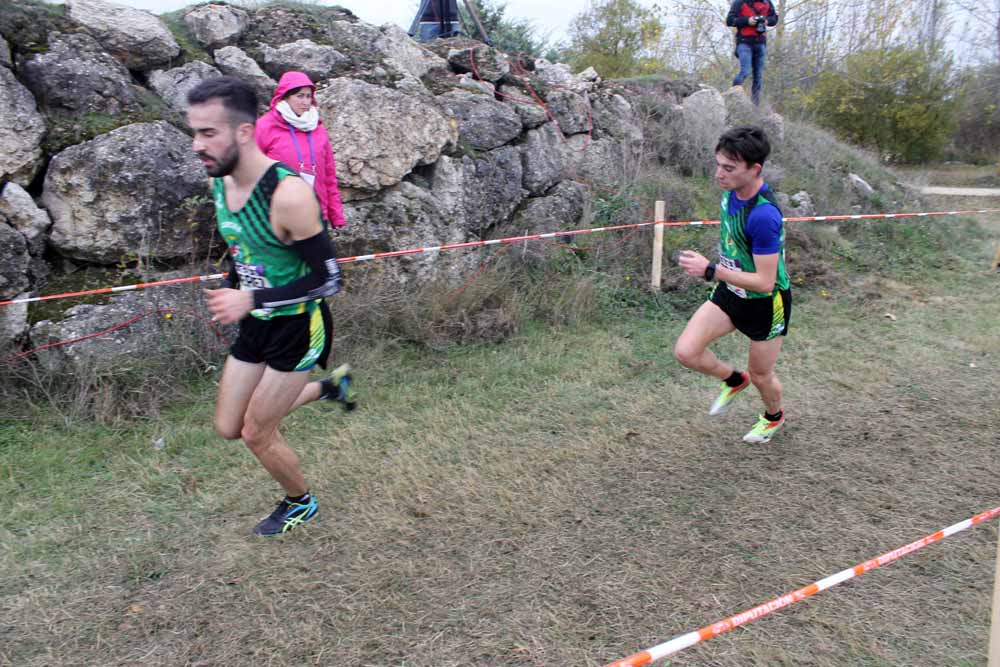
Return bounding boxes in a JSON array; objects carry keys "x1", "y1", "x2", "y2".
[
  {"x1": 766, "y1": 2, "x2": 779, "y2": 26},
  {"x1": 251, "y1": 231, "x2": 342, "y2": 309},
  {"x1": 726, "y1": 0, "x2": 749, "y2": 27},
  {"x1": 219, "y1": 258, "x2": 239, "y2": 289}
]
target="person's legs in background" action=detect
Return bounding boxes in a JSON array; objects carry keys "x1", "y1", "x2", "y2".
[
  {"x1": 733, "y1": 43, "x2": 753, "y2": 87},
  {"x1": 750, "y1": 42, "x2": 767, "y2": 105}
]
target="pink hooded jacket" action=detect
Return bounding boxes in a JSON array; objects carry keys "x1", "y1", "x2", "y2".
[{"x1": 255, "y1": 71, "x2": 346, "y2": 228}]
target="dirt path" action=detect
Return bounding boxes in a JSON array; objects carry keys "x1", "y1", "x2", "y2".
[{"x1": 920, "y1": 185, "x2": 1000, "y2": 197}]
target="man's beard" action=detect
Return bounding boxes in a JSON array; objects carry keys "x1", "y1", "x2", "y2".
[{"x1": 199, "y1": 142, "x2": 239, "y2": 177}]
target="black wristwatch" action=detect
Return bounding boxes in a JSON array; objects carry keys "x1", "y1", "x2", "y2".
[{"x1": 704, "y1": 262, "x2": 716, "y2": 282}]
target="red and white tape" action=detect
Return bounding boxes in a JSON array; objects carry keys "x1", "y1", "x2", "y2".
[
  {"x1": 2, "y1": 208, "x2": 997, "y2": 308},
  {"x1": 603, "y1": 505, "x2": 1000, "y2": 667}
]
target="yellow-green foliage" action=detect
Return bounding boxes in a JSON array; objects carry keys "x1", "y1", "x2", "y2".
[
  {"x1": 951, "y1": 64, "x2": 1000, "y2": 163},
  {"x1": 802, "y1": 46, "x2": 954, "y2": 163},
  {"x1": 563, "y1": 0, "x2": 665, "y2": 78}
]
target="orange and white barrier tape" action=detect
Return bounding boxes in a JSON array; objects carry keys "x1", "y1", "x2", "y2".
[
  {"x1": 2, "y1": 208, "x2": 997, "y2": 308},
  {"x1": 603, "y1": 505, "x2": 1000, "y2": 667},
  {"x1": 0, "y1": 273, "x2": 228, "y2": 308}
]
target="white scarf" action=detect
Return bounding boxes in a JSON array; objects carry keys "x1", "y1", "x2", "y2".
[{"x1": 276, "y1": 100, "x2": 319, "y2": 132}]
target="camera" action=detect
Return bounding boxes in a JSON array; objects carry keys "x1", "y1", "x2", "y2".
[{"x1": 753, "y1": 15, "x2": 767, "y2": 32}]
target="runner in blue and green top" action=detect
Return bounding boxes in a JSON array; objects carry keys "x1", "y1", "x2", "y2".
[
  {"x1": 675, "y1": 126, "x2": 791, "y2": 444},
  {"x1": 187, "y1": 77, "x2": 357, "y2": 538}
]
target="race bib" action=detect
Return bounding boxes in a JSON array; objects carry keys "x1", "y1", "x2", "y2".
[
  {"x1": 719, "y1": 255, "x2": 747, "y2": 298},
  {"x1": 234, "y1": 261, "x2": 270, "y2": 290}
]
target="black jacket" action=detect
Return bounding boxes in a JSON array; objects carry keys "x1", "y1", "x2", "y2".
[{"x1": 726, "y1": 0, "x2": 779, "y2": 44}]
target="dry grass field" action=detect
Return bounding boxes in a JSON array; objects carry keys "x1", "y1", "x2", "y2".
[{"x1": 2, "y1": 188, "x2": 999, "y2": 667}]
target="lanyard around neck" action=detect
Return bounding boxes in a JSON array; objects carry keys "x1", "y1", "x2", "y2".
[{"x1": 287, "y1": 126, "x2": 316, "y2": 173}]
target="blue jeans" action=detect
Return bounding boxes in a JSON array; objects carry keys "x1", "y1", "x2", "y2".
[{"x1": 733, "y1": 42, "x2": 767, "y2": 105}]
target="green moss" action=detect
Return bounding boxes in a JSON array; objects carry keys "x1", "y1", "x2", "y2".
[
  {"x1": 0, "y1": 0, "x2": 75, "y2": 57},
  {"x1": 27, "y1": 267, "x2": 143, "y2": 326},
  {"x1": 42, "y1": 90, "x2": 174, "y2": 156},
  {"x1": 158, "y1": 7, "x2": 213, "y2": 65}
]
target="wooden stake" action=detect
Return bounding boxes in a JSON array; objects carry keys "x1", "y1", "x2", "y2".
[
  {"x1": 991, "y1": 245, "x2": 1000, "y2": 272},
  {"x1": 989, "y1": 526, "x2": 1000, "y2": 667},
  {"x1": 650, "y1": 200, "x2": 665, "y2": 291}
]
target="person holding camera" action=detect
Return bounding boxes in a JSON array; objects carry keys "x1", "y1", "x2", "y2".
[{"x1": 726, "y1": 0, "x2": 779, "y2": 106}]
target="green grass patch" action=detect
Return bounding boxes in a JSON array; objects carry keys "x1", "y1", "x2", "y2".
[{"x1": 1, "y1": 165, "x2": 998, "y2": 666}]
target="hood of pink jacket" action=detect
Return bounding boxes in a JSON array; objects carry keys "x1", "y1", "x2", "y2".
[{"x1": 270, "y1": 71, "x2": 317, "y2": 111}]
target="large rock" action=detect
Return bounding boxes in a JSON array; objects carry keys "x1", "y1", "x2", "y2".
[
  {"x1": 722, "y1": 85, "x2": 756, "y2": 125},
  {"x1": 67, "y1": 0, "x2": 180, "y2": 70},
  {"x1": 183, "y1": 4, "x2": 250, "y2": 50},
  {"x1": 532, "y1": 59, "x2": 573, "y2": 87},
  {"x1": 522, "y1": 123, "x2": 567, "y2": 195},
  {"x1": 0, "y1": 223, "x2": 30, "y2": 299},
  {"x1": 148, "y1": 61, "x2": 222, "y2": 112},
  {"x1": 591, "y1": 92, "x2": 642, "y2": 142},
  {"x1": 20, "y1": 32, "x2": 138, "y2": 115},
  {"x1": 513, "y1": 181, "x2": 586, "y2": 232},
  {"x1": 510, "y1": 180, "x2": 587, "y2": 263},
  {"x1": 662, "y1": 87, "x2": 727, "y2": 175},
  {"x1": 213, "y1": 46, "x2": 277, "y2": 111},
  {"x1": 258, "y1": 39, "x2": 350, "y2": 81},
  {"x1": 325, "y1": 19, "x2": 382, "y2": 58},
  {"x1": 0, "y1": 182, "x2": 51, "y2": 286},
  {"x1": 0, "y1": 295, "x2": 28, "y2": 350},
  {"x1": 561, "y1": 136, "x2": 629, "y2": 189},
  {"x1": 681, "y1": 88, "x2": 726, "y2": 151},
  {"x1": 317, "y1": 78, "x2": 456, "y2": 197},
  {"x1": 462, "y1": 145, "x2": 525, "y2": 233},
  {"x1": 775, "y1": 190, "x2": 815, "y2": 218},
  {"x1": 545, "y1": 89, "x2": 592, "y2": 136},
  {"x1": 456, "y1": 73, "x2": 496, "y2": 96},
  {"x1": 0, "y1": 182, "x2": 51, "y2": 256},
  {"x1": 26, "y1": 288, "x2": 219, "y2": 372},
  {"x1": 0, "y1": 67, "x2": 46, "y2": 186},
  {"x1": 763, "y1": 111, "x2": 785, "y2": 143},
  {"x1": 375, "y1": 24, "x2": 447, "y2": 81},
  {"x1": 342, "y1": 178, "x2": 476, "y2": 284},
  {"x1": 42, "y1": 121, "x2": 215, "y2": 264},
  {"x1": 498, "y1": 84, "x2": 549, "y2": 129},
  {"x1": 242, "y1": 5, "x2": 355, "y2": 47},
  {"x1": 0, "y1": 35, "x2": 10, "y2": 69},
  {"x1": 448, "y1": 45, "x2": 509, "y2": 82},
  {"x1": 722, "y1": 86, "x2": 785, "y2": 142},
  {"x1": 437, "y1": 90, "x2": 522, "y2": 151}
]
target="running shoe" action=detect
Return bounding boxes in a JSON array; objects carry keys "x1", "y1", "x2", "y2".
[
  {"x1": 708, "y1": 371, "x2": 750, "y2": 416},
  {"x1": 319, "y1": 364, "x2": 357, "y2": 411},
  {"x1": 252, "y1": 496, "x2": 319, "y2": 537},
  {"x1": 742, "y1": 413, "x2": 785, "y2": 444}
]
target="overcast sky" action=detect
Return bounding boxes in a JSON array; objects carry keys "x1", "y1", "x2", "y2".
[
  {"x1": 99, "y1": 0, "x2": 591, "y2": 44},
  {"x1": 46, "y1": 0, "x2": 988, "y2": 63}
]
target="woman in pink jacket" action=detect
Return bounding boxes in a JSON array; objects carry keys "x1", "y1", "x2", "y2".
[{"x1": 255, "y1": 71, "x2": 346, "y2": 228}]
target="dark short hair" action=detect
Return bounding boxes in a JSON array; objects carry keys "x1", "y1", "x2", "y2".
[
  {"x1": 284, "y1": 86, "x2": 313, "y2": 99},
  {"x1": 187, "y1": 76, "x2": 258, "y2": 126},
  {"x1": 715, "y1": 126, "x2": 771, "y2": 167}
]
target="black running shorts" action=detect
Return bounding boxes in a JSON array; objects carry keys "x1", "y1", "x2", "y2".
[
  {"x1": 230, "y1": 300, "x2": 332, "y2": 372},
  {"x1": 710, "y1": 283, "x2": 791, "y2": 342}
]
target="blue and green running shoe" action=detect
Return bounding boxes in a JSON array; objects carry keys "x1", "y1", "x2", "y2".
[
  {"x1": 320, "y1": 363, "x2": 357, "y2": 411},
  {"x1": 708, "y1": 371, "x2": 750, "y2": 416},
  {"x1": 252, "y1": 496, "x2": 318, "y2": 537}
]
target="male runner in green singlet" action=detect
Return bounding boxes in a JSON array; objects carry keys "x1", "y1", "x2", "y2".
[
  {"x1": 186, "y1": 77, "x2": 356, "y2": 536},
  {"x1": 674, "y1": 126, "x2": 790, "y2": 443}
]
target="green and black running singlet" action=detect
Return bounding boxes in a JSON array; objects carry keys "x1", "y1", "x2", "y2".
[
  {"x1": 213, "y1": 163, "x2": 320, "y2": 320},
  {"x1": 718, "y1": 187, "x2": 790, "y2": 299}
]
